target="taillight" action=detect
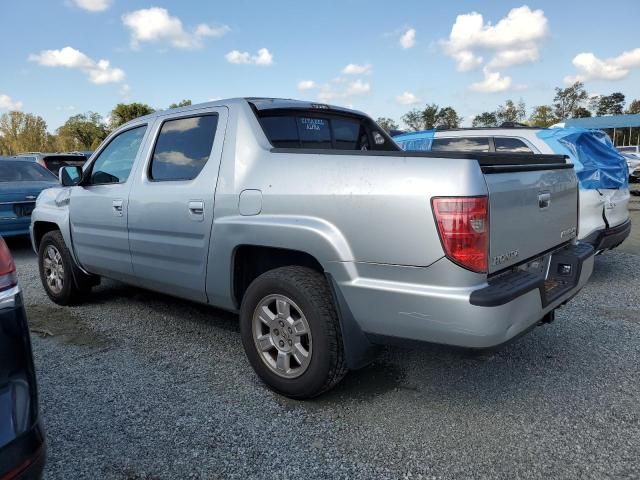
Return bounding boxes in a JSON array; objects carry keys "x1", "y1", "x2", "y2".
[
  {"x1": 0, "y1": 236, "x2": 17, "y2": 291},
  {"x1": 431, "y1": 196, "x2": 489, "y2": 273}
]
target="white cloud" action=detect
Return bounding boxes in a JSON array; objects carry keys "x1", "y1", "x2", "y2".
[
  {"x1": 469, "y1": 68, "x2": 512, "y2": 92},
  {"x1": 0, "y1": 94, "x2": 23, "y2": 111},
  {"x1": 318, "y1": 79, "x2": 371, "y2": 102},
  {"x1": 194, "y1": 24, "x2": 230, "y2": 38},
  {"x1": 564, "y1": 48, "x2": 640, "y2": 84},
  {"x1": 122, "y1": 7, "x2": 229, "y2": 49},
  {"x1": 28, "y1": 46, "x2": 125, "y2": 84},
  {"x1": 71, "y1": 0, "x2": 111, "y2": 12},
  {"x1": 487, "y1": 47, "x2": 539, "y2": 69},
  {"x1": 225, "y1": 48, "x2": 273, "y2": 66},
  {"x1": 441, "y1": 6, "x2": 548, "y2": 71},
  {"x1": 342, "y1": 63, "x2": 372, "y2": 75},
  {"x1": 346, "y1": 79, "x2": 370, "y2": 95},
  {"x1": 396, "y1": 91, "x2": 420, "y2": 105},
  {"x1": 399, "y1": 28, "x2": 416, "y2": 49},
  {"x1": 453, "y1": 51, "x2": 483, "y2": 72},
  {"x1": 297, "y1": 80, "x2": 316, "y2": 91}
]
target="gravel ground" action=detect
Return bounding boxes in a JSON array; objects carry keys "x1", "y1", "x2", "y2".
[{"x1": 6, "y1": 234, "x2": 640, "y2": 480}]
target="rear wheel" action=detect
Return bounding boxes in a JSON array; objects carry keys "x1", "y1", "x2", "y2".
[
  {"x1": 240, "y1": 266, "x2": 348, "y2": 399},
  {"x1": 38, "y1": 230, "x2": 94, "y2": 305}
]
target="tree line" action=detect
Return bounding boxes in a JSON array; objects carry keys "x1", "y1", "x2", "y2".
[
  {"x1": 2, "y1": 82, "x2": 640, "y2": 155},
  {"x1": 0, "y1": 99, "x2": 191, "y2": 155},
  {"x1": 376, "y1": 82, "x2": 640, "y2": 134}
]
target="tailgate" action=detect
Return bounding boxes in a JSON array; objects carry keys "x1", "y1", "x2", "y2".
[{"x1": 482, "y1": 157, "x2": 578, "y2": 274}]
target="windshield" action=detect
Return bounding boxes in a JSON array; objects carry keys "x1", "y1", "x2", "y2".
[{"x1": 0, "y1": 161, "x2": 58, "y2": 182}]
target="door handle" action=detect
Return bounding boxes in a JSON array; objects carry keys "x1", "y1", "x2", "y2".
[
  {"x1": 188, "y1": 201, "x2": 205, "y2": 217},
  {"x1": 112, "y1": 199, "x2": 124, "y2": 217}
]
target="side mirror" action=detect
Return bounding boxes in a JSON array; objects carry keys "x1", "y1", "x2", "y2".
[{"x1": 59, "y1": 166, "x2": 83, "y2": 186}]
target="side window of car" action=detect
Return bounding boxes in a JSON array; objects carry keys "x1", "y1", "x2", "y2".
[
  {"x1": 150, "y1": 114, "x2": 218, "y2": 181},
  {"x1": 494, "y1": 137, "x2": 534, "y2": 153},
  {"x1": 431, "y1": 137, "x2": 490, "y2": 152},
  {"x1": 89, "y1": 126, "x2": 147, "y2": 185}
]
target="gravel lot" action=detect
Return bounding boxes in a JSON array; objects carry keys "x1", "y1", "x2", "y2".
[{"x1": 6, "y1": 205, "x2": 640, "y2": 479}]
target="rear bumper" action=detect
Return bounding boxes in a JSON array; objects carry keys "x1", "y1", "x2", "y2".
[
  {"x1": 582, "y1": 219, "x2": 631, "y2": 251},
  {"x1": 331, "y1": 243, "x2": 595, "y2": 351}
]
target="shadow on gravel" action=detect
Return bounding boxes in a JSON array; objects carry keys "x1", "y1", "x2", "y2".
[
  {"x1": 82, "y1": 279, "x2": 240, "y2": 333},
  {"x1": 27, "y1": 303, "x2": 113, "y2": 348}
]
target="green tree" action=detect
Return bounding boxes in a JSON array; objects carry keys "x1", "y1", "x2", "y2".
[
  {"x1": 401, "y1": 104, "x2": 441, "y2": 131},
  {"x1": 0, "y1": 111, "x2": 51, "y2": 155},
  {"x1": 56, "y1": 112, "x2": 108, "y2": 150},
  {"x1": 496, "y1": 99, "x2": 526, "y2": 124},
  {"x1": 553, "y1": 81, "x2": 588, "y2": 119},
  {"x1": 436, "y1": 106, "x2": 462, "y2": 129},
  {"x1": 472, "y1": 112, "x2": 498, "y2": 127},
  {"x1": 401, "y1": 109, "x2": 424, "y2": 131},
  {"x1": 595, "y1": 92, "x2": 625, "y2": 115},
  {"x1": 528, "y1": 105, "x2": 558, "y2": 127},
  {"x1": 422, "y1": 104, "x2": 440, "y2": 129},
  {"x1": 169, "y1": 99, "x2": 192, "y2": 109},
  {"x1": 375, "y1": 117, "x2": 399, "y2": 133},
  {"x1": 109, "y1": 102, "x2": 155, "y2": 129},
  {"x1": 573, "y1": 107, "x2": 592, "y2": 118},
  {"x1": 626, "y1": 99, "x2": 640, "y2": 114}
]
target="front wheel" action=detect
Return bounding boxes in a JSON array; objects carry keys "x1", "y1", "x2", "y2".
[
  {"x1": 240, "y1": 266, "x2": 348, "y2": 399},
  {"x1": 38, "y1": 230, "x2": 92, "y2": 305}
]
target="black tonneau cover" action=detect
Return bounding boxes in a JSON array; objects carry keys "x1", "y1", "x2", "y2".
[{"x1": 270, "y1": 148, "x2": 570, "y2": 172}]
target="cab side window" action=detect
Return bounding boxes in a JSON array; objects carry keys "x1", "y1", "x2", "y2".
[
  {"x1": 494, "y1": 137, "x2": 534, "y2": 153},
  {"x1": 89, "y1": 126, "x2": 147, "y2": 185},
  {"x1": 431, "y1": 137, "x2": 490, "y2": 152},
  {"x1": 150, "y1": 115, "x2": 218, "y2": 181}
]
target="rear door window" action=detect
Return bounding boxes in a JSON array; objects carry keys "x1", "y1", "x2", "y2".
[
  {"x1": 150, "y1": 114, "x2": 218, "y2": 181},
  {"x1": 431, "y1": 137, "x2": 490, "y2": 152},
  {"x1": 494, "y1": 137, "x2": 533, "y2": 153}
]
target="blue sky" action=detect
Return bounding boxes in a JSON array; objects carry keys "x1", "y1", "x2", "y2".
[{"x1": 1, "y1": 0, "x2": 639, "y2": 130}]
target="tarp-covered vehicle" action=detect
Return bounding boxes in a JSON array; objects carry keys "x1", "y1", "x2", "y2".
[{"x1": 394, "y1": 127, "x2": 631, "y2": 252}]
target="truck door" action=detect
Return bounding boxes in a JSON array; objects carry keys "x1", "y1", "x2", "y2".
[
  {"x1": 69, "y1": 124, "x2": 149, "y2": 279},
  {"x1": 126, "y1": 107, "x2": 227, "y2": 303}
]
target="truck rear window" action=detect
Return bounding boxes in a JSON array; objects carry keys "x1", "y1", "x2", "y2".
[{"x1": 257, "y1": 111, "x2": 397, "y2": 151}]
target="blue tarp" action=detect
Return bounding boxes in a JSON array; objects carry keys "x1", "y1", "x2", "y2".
[
  {"x1": 537, "y1": 128, "x2": 629, "y2": 190},
  {"x1": 393, "y1": 130, "x2": 435, "y2": 151}
]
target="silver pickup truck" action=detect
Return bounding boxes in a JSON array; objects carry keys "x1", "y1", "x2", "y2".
[{"x1": 30, "y1": 98, "x2": 595, "y2": 398}]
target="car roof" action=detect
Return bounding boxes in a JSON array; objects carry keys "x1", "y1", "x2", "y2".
[{"x1": 0, "y1": 156, "x2": 40, "y2": 162}]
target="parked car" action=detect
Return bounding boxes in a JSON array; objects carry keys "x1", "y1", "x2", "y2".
[
  {"x1": 0, "y1": 158, "x2": 58, "y2": 238},
  {"x1": 31, "y1": 98, "x2": 594, "y2": 398},
  {"x1": 15, "y1": 152, "x2": 88, "y2": 176},
  {"x1": 394, "y1": 127, "x2": 631, "y2": 252},
  {"x1": 616, "y1": 145, "x2": 640, "y2": 156},
  {"x1": 66, "y1": 151, "x2": 93, "y2": 161},
  {"x1": 620, "y1": 152, "x2": 640, "y2": 183},
  {"x1": 0, "y1": 236, "x2": 46, "y2": 479}
]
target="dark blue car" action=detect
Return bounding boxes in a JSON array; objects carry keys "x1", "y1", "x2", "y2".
[
  {"x1": 0, "y1": 236, "x2": 45, "y2": 479},
  {"x1": 0, "y1": 159, "x2": 58, "y2": 238}
]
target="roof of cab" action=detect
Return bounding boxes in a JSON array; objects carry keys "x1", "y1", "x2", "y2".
[{"x1": 122, "y1": 97, "x2": 369, "y2": 127}]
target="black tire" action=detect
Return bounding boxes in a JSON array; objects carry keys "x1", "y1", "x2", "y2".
[
  {"x1": 38, "y1": 230, "x2": 94, "y2": 305},
  {"x1": 240, "y1": 266, "x2": 348, "y2": 399}
]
